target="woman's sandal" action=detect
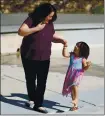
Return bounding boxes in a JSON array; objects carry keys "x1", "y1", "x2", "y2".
[{"x1": 69, "y1": 106, "x2": 78, "y2": 111}]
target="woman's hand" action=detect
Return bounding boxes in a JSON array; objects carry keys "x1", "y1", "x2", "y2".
[
  {"x1": 36, "y1": 23, "x2": 46, "y2": 31},
  {"x1": 52, "y1": 33, "x2": 68, "y2": 48}
]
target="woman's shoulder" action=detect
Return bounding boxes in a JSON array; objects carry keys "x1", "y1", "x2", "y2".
[
  {"x1": 48, "y1": 22, "x2": 55, "y2": 34},
  {"x1": 48, "y1": 21, "x2": 54, "y2": 25},
  {"x1": 23, "y1": 17, "x2": 33, "y2": 27}
]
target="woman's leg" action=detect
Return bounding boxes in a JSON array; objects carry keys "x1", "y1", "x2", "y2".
[
  {"x1": 34, "y1": 60, "x2": 50, "y2": 108},
  {"x1": 21, "y1": 55, "x2": 37, "y2": 101}
]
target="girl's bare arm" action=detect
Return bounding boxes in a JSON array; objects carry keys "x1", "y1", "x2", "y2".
[
  {"x1": 62, "y1": 46, "x2": 70, "y2": 58},
  {"x1": 82, "y1": 58, "x2": 91, "y2": 70}
]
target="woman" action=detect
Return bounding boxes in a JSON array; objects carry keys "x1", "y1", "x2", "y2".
[{"x1": 18, "y1": 3, "x2": 67, "y2": 113}]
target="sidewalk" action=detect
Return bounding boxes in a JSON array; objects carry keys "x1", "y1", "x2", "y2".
[{"x1": 1, "y1": 61, "x2": 104, "y2": 115}]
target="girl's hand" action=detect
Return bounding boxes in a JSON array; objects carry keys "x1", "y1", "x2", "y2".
[
  {"x1": 83, "y1": 59, "x2": 91, "y2": 70},
  {"x1": 36, "y1": 23, "x2": 46, "y2": 31},
  {"x1": 87, "y1": 61, "x2": 91, "y2": 66}
]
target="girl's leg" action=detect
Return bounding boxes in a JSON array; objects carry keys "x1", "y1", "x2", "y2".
[
  {"x1": 70, "y1": 85, "x2": 79, "y2": 111},
  {"x1": 71, "y1": 85, "x2": 78, "y2": 107},
  {"x1": 75, "y1": 86, "x2": 79, "y2": 106},
  {"x1": 71, "y1": 87, "x2": 75, "y2": 101}
]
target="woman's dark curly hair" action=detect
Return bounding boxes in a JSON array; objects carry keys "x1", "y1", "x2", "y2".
[
  {"x1": 76, "y1": 41, "x2": 90, "y2": 59},
  {"x1": 28, "y1": 3, "x2": 57, "y2": 26}
]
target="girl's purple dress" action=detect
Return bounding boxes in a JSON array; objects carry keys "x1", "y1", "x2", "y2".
[{"x1": 62, "y1": 53, "x2": 84, "y2": 96}]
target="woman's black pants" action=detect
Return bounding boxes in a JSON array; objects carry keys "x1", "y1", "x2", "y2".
[{"x1": 21, "y1": 55, "x2": 50, "y2": 107}]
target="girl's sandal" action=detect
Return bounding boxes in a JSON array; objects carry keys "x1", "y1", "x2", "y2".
[{"x1": 69, "y1": 106, "x2": 78, "y2": 111}]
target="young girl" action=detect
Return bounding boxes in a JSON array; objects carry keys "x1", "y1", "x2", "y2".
[{"x1": 62, "y1": 41, "x2": 91, "y2": 111}]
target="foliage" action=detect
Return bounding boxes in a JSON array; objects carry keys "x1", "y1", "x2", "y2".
[{"x1": 0, "y1": 0, "x2": 104, "y2": 14}]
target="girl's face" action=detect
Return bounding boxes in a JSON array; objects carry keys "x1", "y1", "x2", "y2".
[
  {"x1": 73, "y1": 45, "x2": 80, "y2": 56},
  {"x1": 44, "y1": 11, "x2": 54, "y2": 24}
]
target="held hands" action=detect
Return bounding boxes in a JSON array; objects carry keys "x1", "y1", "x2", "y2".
[
  {"x1": 36, "y1": 22, "x2": 46, "y2": 31},
  {"x1": 63, "y1": 40, "x2": 68, "y2": 47}
]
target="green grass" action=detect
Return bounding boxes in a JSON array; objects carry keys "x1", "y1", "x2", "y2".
[{"x1": 92, "y1": 5, "x2": 104, "y2": 14}]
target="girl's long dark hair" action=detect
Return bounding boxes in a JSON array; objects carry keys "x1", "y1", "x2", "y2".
[
  {"x1": 76, "y1": 41, "x2": 90, "y2": 59},
  {"x1": 28, "y1": 3, "x2": 57, "y2": 26}
]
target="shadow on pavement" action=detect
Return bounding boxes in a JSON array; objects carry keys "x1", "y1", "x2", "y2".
[
  {"x1": 1, "y1": 93, "x2": 71, "y2": 113},
  {"x1": 0, "y1": 94, "x2": 32, "y2": 111}
]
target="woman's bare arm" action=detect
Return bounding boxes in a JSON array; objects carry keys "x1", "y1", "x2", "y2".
[{"x1": 18, "y1": 23, "x2": 46, "y2": 37}]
